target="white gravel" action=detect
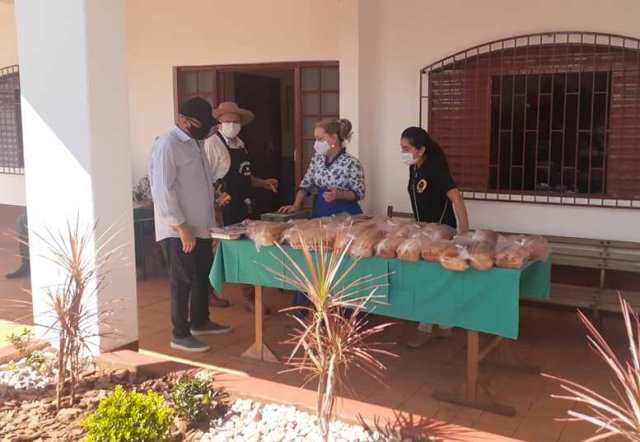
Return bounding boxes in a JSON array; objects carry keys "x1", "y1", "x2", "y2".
[
  {"x1": 0, "y1": 348, "x2": 57, "y2": 391},
  {"x1": 201, "y1": 399, "x2": 382, "y2": 442}
]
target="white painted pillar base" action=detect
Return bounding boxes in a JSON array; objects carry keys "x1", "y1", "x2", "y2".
[{"x1": 15, "y1": 0, "x2": 138, "y2": 352}]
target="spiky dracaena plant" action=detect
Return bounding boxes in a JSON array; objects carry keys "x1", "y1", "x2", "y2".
[
  {"x1": 14, "y1": 215, "x2": 124, "y2": 409},
  {"x1": 544, "y1": 295, "x2": 640, "y2": 442},
  {"x1": 266, "y1": 234, "x2": 396, "y2": 442}
]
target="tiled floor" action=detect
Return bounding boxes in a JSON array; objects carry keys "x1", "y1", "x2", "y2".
[
  {"x1": 132, "y1": 277, "x2": 628, "y2": 442},
  {"x1": 0, "y1": 204, "x2": 630, "y2": 441}
]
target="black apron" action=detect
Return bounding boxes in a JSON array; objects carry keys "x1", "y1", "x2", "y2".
[{"x1": 217, "y1": 132, "x2": 252, "y2": 226}]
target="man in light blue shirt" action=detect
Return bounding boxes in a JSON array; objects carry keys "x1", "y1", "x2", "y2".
[{"x1": 149, "y1": 97, "x2": 232, "y2": 352}]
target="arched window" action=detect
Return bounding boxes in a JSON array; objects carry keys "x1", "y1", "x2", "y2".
[
  {"x1": 420, "y1": 32, "x2": 640, "y2": 208},
  {"x1": 0, "y1": 65, "x2": 22, "y2": 175}
]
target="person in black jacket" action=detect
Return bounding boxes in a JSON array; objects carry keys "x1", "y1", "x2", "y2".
[
  {"x1": 400, "y1": 127, "x2": 469, "y2": 349},
  {"x1": 5, "y1": 214, "x2": 29, "y2": 279}
]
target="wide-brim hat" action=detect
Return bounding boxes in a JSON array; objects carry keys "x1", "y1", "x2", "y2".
[{"x1": 213, "y1": 102, "x2": 255, "y2": 125}]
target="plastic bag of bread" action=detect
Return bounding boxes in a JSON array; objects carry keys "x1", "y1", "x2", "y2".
[
  {"x1": 453, "y1": 232, "x2": 474, "y2": 247},
  {"x1": 246, "y1": 221, "x2": 290, "y2": 250},
  {"x1": 423, "y1": 223, "x2": 456, "y2": 241},
  {"x1": 397, "y1": 234, "x2": 431, "y2": 262},
  {"x1": 468, "y1": 240, "x2": 496, "y2": 271},
  {"x1": 333, "y1": 221, "x2": 377, "y2": 252},
  {"x1": 495, "y1": 241, "x2": 529, "y2": 269},
  {"x1": 421, "y1": 240, "x2": 453, "y2": 262},
  {"x1": 521, "y1": 236, "x2": 550, "y2": 261},
  {"x1": 439, "y1": 244, "x2": 470, "y2": 272},
  {"x1": 349, "y1": 226, "x2": 385, "y2": 258},
  {"x1": 281, "y1": 219, "x2": 329, "y2": 249},
  {"x1": 375, "y1": 223, "x2": 422, "y2": 258},
  {"x1": 495, "y1": 246, "x2": 529, "y2": 269},
  {"x1": 375, "y1": 235, "x2": 408, "y2": 258},
  {"x1": 472, "y1": 229, "x2": 499, "y2": 246}
]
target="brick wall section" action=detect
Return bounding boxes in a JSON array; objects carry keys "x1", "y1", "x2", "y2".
[{"x1": 427, "y1": 43, "x2": 640, "y2": 198}]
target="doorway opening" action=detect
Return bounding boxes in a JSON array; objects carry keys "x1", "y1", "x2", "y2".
[
  {"x1": 218, "y1": 69, "x2": 294, "y2": 214},
  {"x1": 174, "y1": 61, "x2": 339, "y2": 217}
]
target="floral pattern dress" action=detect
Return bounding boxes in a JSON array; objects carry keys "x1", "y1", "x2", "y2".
[{"x1": 299, "y1": 149, "x2": 366, "y2": 217}]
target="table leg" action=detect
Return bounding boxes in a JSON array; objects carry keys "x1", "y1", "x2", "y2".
[
  {"x1": 241, "y1": 285, "x2": 279, "y2": 363},
  {"x1": 432, "y1": 330, "x2": 516, "y2": 416},
  {"x1": 466, "y1": 331, "x2": 479, "y2": 401}
]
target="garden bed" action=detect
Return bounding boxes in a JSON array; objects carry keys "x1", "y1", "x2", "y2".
[{"x1": 0, "y1": 353, "x2": 391, "y2": 441}]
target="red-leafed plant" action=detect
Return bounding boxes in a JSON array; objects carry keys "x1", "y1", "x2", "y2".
[
  {"x1": 544, "y1": 295, "x2": 640, "y2": 442},
  {"x1": 267, "y1": 235, "x2": 396, "y2": 441}
]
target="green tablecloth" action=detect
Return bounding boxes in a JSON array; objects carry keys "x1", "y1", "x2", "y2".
[{"x1": 210, "y1": 240, "x2": 551, "y2": 339}]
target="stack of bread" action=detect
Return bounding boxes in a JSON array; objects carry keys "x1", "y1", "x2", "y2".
[{"x1": 241, "y1": 216, "x2": 550, "y2": 272}]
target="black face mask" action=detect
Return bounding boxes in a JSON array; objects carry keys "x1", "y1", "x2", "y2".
[{"x1": 190, "y1": 121, "x2": 214, "y2": 140}]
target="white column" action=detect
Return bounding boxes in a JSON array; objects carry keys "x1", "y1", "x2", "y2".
[
  {"x1": 339, "y1": 0, "x2": 361, "y2": 159},
  {"x1": 15, "y1": 0, "x2": 138, "y2": 352}
]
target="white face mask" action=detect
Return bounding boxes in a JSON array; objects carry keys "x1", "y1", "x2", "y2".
[
  {"x1": 313, "y1": 140, "x2": 331, "y2": 156},
  {"x1": 401, "y1": 152, "x2": 418, "y2": 166},
  {"x1": 219, "y1": 122, "x2": 241, "y2": 139}
]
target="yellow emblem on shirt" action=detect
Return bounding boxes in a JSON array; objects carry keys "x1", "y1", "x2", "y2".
[{"x1": 416, "y1": 178, "x2": 428, "y2": 193}]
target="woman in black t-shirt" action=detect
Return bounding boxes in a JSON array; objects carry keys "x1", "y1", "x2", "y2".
[
  {"x1": 400, "y1": 127, "x2": 470, "y2": 348},
  {"x1": 402, "y1": 127, "x2": 469, "y2": 230}
]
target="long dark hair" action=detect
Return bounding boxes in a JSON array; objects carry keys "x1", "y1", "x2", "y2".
[{"x1": 401, "y1": 126, "x2": 450, "y2": 167}]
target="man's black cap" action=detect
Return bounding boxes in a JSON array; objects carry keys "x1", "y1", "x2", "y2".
[{"x1": 179, "y1": 97, "x2": 214, "y2": 126}]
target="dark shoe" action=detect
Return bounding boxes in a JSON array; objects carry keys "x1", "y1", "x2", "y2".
[
  {"x1": 190, "y1": 321, "x2": 233, "y2": 336},
  {"x1": 211, "y1": 294, "x2": 230, "y2": 308},
  {"x1": 170, "y1": 336, "x2": 210, "y2": 353},
  {"x1": 5, "y1": 263, "x2": 29, "y2": 279}
]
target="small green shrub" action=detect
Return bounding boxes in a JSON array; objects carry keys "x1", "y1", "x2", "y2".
[
  {"x1": 171, "y1": 375, "x2": 226, "y2": 423},
  {"x1": 7, "y1": 327, "x2": 46, "y2": 370},
  {"x1": 7, "y1": 327, "x2": 32, "y2": 354},
  {"x1": 80, "y1": 385, "x2": 173, "y2": 442}
]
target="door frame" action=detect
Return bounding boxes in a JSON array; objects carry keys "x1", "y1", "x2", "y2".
[{"x1": 174, "y1": 60, "x2": 339, "y2": 185}]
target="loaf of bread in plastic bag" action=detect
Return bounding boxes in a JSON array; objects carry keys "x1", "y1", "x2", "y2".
[
  {"x1": 375, "y1": 223, "x2": 422, "y2": 258},
  {"x1": 282, "y1": 219, "x2": 327, "y2": 250},
  {"x1": 521, "y1": 236, "x2": 550, "y2": 261},
  {"x1": 421, "y1": 239, "x2": 454, "y2": 262},
  {"x1": 472, "y1": 229, "x2": 499, "y2": 246},
  {"x1": 397, "y1": 234, "x2": 431, "y2": 262},
  {"x1": 439, "y1": 244, "x2": 470, "y2": 271},
  {"x1": 495, "y1": 245, "x2": 529, "y2": 269},
  {"x1": 333, "y1": 221, "x2": 377, "y2": 252},
  {"x1": 246, "y1": 221, "x2": 290, "y2": 248},
  {"x1": 468, "y1": 240, "x2": 495, "y2": 271},
  {"x1": 349, "y1": 226, "x2": 386, "y2": 258},
  {"x1": 422, "y1": 223, "x2": 456, "y2": 241}
]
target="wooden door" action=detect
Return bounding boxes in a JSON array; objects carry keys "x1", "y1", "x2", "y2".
[{"x1": 294, "y1": 64, "x2": 339, "y2": 184}]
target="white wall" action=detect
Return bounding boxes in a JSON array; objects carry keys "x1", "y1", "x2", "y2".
[
  {"x1": 357, "y1": 0, "x2": 640, "y2": 241},
  {"x1": 2, "y1": 0, "x2": 640, "y2": 241},
  {"x1": 0, "y1": 1, "x2": 25, "y2": 206},
  {"x1": 126, "y1": 0, "x2": 341, "y2": 183}
]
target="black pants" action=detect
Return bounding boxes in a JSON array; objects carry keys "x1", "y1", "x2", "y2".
[
  {"x1": 160, "y1": 238, "x2": 212, "y2": 339},
  {"x1": 17, "y1": 214, "x2": 29, "y2": 266}
]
